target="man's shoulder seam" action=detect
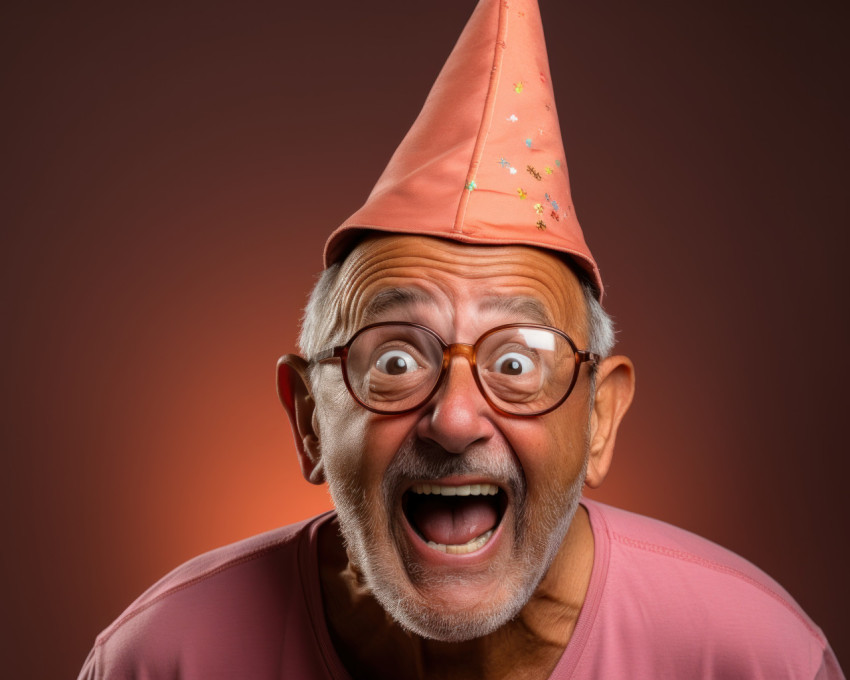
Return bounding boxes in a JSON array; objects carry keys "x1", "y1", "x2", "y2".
[
  {"x1": 610, "y1": 530, "x2": 824, "y2": 644},
  {"x1": 95, "y1": 525, "x2": 309, "y2": 649}
]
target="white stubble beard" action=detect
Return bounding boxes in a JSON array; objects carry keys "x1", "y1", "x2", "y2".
[{"x1": 323, "y1": 436, "x2": 589, "y2": 642}]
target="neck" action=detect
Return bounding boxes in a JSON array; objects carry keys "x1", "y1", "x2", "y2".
[{"x1": 318, "y1": 505, "x2": 595, "y2": 680}]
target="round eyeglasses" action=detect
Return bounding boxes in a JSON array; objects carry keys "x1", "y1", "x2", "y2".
[{"x1": 312, "y1": 322, "x2": 599, "y2": 417}]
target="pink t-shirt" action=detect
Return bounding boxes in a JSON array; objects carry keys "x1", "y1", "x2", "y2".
[{"x1": 78, "y1": 500, "x2": 844, "y2": 679}]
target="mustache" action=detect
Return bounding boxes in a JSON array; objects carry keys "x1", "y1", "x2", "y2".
[{"x1": 381, "y1": 438, "x2": 527, "y2": 502}]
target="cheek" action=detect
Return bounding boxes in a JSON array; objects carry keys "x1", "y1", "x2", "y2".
[
  {"x1": 355, "y1": 415, "x2": 419, "y2": 475},
  {"x1": 503, "y1": 405, "x2": 590, "y2": 494},
  {"x1": 317, "y1": 392, "x2": 415, "y2": 491},
  {"x1": 314, "y1": 381, "x2": 367, "y2": 477}
]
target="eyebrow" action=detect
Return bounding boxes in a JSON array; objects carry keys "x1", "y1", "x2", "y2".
[
  {"x1": 361, "y1": 288, "x2": 554, "y2": 326},
  {"x1": 478, "y1": 295, "x2": 554, "y2": 326},
  {"x1": 361, "y1": 287, "x2": 433, "y2": 324}
]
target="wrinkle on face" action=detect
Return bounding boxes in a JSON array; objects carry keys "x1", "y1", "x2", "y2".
[{"x1": 333, "y1": 235, "x2": 588, "y2": 345}]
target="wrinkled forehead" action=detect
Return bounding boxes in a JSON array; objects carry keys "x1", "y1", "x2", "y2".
[{"x1": 333, "y1": 235, "x2": 587, "y2": 342}]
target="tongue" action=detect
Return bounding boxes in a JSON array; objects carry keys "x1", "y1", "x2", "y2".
[{"x1": 409, "y1": 495, "x2": 498, "y2": 546}]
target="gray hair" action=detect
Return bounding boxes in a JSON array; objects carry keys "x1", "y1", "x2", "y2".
[{"x1": 298, "y1": 259, "x2": 615, "y2": 381}]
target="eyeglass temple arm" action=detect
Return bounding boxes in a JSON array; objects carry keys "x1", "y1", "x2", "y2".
[
  {"x1": 577, "y1": 350, "x2": 601, "y2": 366},
  {"x1": 312, "y1": 347, "x2": 344, "y2": 364}
]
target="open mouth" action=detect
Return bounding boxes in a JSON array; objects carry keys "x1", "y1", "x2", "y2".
[{"x1": 402, "y1": 483, "x2": 508, "y2": 555}]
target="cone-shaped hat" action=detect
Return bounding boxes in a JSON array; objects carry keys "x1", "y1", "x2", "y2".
[{"x1": 324, "y1": 0, "x2": 603, "y2": 298}]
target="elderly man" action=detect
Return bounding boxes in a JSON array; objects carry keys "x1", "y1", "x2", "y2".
[{"x1": 79, "y1": 0, "x2": 843, "y2": 678}]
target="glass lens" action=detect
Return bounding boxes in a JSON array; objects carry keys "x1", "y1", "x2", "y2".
[
  {"x1": 345, "y1": 325, "x2": 443, "y2": 411},
  {"x1": 476, "y1": 327, "x2": 575, "y2": 414}
]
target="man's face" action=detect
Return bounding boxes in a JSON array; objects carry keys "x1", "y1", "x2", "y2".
[{"x1": 311, "y1": 235, "x2": 594, "y2": 641}]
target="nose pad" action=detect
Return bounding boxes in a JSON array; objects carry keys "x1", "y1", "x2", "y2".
[{"x1": 416, "y1": 344, "x2": 495, "y2": 453}]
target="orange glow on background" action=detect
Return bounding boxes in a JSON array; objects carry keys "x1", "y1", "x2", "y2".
[{"x1": 2, "y1": 1, "x2": 847, "y2": 676}]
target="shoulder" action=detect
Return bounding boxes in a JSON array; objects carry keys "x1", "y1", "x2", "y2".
[
  {"x1": 81, "y1": 513, "x2": 337, "y2": 679},
  {"x1": 579, "y1": 500, "x2": 840, "y2": 679},
  {"x1": 102, "y1": 515, "x2": 319, "y2": 636}
]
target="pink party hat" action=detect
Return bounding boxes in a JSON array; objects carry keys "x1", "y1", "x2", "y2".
[{"x1": 324, "y1": 0, "x2": 603, "y2": 298}]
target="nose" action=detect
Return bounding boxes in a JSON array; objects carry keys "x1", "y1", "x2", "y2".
[{"x1": 416, "y1": 345, "x2": 496, "y2": 454}]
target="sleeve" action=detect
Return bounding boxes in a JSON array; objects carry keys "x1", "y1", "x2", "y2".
[
  {"x1": 76, "y1": 645, "x2": 100, "y2": 680},
  {"x1": 815, "y1": 644, "x2": 847, "y2": 680}
]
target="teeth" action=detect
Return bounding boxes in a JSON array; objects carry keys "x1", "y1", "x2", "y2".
[
  {"x1": 408, "y1": 484, "x2": 501, "y2": 555},
  {"x1": 427, "y1": 530, "x2": 494, "y2": 555},
  {"x1": 411, "y1": 483, "x2": 499, "y2": 496}
]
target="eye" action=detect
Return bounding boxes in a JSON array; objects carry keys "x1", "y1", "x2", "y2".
[
  {"x1": 491, "y1": 352, "x2": 535, "y2": 376},
  {"x1": 375, "y1": 350, "x2": 420, "y2": 375}
]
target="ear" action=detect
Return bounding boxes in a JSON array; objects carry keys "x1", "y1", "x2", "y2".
[
  {"x1": 276, "y1": 354, "x2": 324, "y2": 485},
  {"x1": 585, "y1": 355, "x2": 635, "y2": 488}
]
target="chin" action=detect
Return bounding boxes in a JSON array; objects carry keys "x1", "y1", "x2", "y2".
[{"x1": 370, "y1": 563, "x2": 539, "y2": 642}]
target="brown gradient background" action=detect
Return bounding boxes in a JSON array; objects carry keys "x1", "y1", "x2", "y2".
[{"x1": 2, "y1": 1, "x2": 848, "y2": 677}]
